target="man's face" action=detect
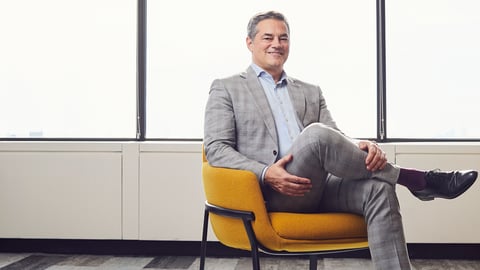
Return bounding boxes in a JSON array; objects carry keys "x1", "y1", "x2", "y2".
[{"x1": 246, "y1": 18, "x2": 290, "y2": 76}]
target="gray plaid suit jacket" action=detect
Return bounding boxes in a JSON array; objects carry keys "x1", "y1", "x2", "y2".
[{"x1": 204, "y1": 66, "x2": 340, "y2": 180}]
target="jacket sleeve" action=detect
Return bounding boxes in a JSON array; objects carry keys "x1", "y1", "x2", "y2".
[{"x1": 203, "y1": 79, "x2": 267, "y2": 180}]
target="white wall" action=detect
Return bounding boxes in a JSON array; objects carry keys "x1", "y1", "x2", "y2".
[{"x1": 0, "y1": 141, "x2": 479, "y2": 243}]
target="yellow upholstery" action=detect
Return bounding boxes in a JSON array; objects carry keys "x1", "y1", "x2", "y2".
[
  {"x1": 202, "y1": 150, "x2": 369, "y2": 253},
  {"x1": 269, "y1": 212, "x2": 367, "y2": 241}
]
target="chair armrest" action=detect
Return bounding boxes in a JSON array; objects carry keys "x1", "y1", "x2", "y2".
[
  {"x1": 205, "y1": 201, "x2": 255, "y2": 221},
  {"x1": 202, "y1": 162, "x2": 267, "y2": 214}
]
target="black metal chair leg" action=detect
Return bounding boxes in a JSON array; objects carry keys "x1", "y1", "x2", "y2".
[
  {"x1": 251, "y1": 248, "x2": 260, "y2": 270},
  {"x1": 199, "y1": 209, "x2": 210, "y2": 270},
  {"x1": 309, "y1": 255, "x2": 318, "y2": 270},
  {"x1": 242, "y1": 219, "x2": 261, "y2": 270}
]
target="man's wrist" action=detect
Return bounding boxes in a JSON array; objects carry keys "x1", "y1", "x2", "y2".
[{"x1": 261, "y1": 165, "x2": 270, "y2": 186}]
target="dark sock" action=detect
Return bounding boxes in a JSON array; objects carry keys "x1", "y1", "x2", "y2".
[{"x1": 397, "y1": 168, "x2": 427, "y2": 191}]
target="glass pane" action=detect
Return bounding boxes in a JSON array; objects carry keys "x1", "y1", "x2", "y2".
[
  {"x1": 386, "y1": 0, "x2": 480, "y2": 139},
  {"x1": 146, "y1": 0, "x2": 376, "y2": 139},
  {"x1": 0, "y1": 0, "x2": 136, "y2": 138}
]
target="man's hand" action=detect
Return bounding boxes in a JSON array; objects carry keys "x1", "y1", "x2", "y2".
[
  {"x1": 358, "y1": 140, "x2": 387, "y2": 172},
  {"x1": 264, "y1": 154, "x2": 312, "y2": 196}
]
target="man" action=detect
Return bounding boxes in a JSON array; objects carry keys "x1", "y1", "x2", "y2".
[{"x1": 203, "y1": 11, "x2": 477, "y2": 270}]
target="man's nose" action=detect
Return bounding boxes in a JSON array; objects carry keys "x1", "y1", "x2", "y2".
[{"x1": 271, "y1": 37, "x2": 281, "y2": 46}]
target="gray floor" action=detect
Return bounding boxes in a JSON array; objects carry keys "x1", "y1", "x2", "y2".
[{"x1": 0, "y1": 253, "x2": 480, "y2": 270}]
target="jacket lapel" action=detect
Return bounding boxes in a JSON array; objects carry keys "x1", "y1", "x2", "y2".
[
  {"x1": 286, "y1": 78, "x2": 306, "y2": 129},
  {"x1": 242, "y1": 67, "x2": 278, "y2": 145}
]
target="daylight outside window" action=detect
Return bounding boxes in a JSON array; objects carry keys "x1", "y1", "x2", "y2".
[
  {"x1": 386, "y1": 0, "x2": 480, "y2": 139},
  {"x1": 0, "y1": 0, "x2": 136, "y2": 138},
  {"x1": 146, "y1": 0, "x2": 377, "y2": 139}
]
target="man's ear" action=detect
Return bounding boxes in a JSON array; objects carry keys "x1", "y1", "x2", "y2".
[{"x1": 246, "y1": 37, "x2": 253, "y2": 52}]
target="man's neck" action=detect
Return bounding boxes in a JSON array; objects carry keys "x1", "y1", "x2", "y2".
[
  {"x1": 265, "y1": 68, "x2": 283, "y2": 83},
  {"x1": 251, "y1": 63, "x2": 284, "y2": 83}
]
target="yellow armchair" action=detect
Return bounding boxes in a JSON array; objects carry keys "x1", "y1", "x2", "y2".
[{"x1": 200, "y1": 151, "x2": 368, "y2": 270}]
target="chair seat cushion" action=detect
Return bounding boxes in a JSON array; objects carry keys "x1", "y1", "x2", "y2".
[{"x1": 268, "y1": 212, "x2": 367, "y2": 241}]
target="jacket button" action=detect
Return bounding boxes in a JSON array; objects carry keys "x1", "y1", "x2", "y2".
[{"x1": 273, "y1": 150, "x2": 277, "y2": 156}]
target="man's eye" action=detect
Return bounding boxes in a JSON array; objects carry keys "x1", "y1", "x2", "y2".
[{"x1": 263, "y1": 37, "x2": 273, "y2": 41}]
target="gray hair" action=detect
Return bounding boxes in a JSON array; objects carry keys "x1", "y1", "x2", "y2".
[{"x1": 247, "y1": 11, "x2": 290, "y2": 40}]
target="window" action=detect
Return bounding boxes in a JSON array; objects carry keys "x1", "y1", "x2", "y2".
[
  {"x1": 6, "y1": 1, "x2": 477, "y2": 141},
  {"x1": 386, "y1": 0, "x2": 480, "y2": 139},
  {"x1": 0, "y1": 0, "x2": 136, "y2": 138},
  {"x1": 146, "y1": 0, "x2": 376, "y2": 139}
]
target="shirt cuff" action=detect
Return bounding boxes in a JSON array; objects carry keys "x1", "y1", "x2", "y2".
[{"x1": 260, "y1": 165, "x2": 270, "y2": 186}]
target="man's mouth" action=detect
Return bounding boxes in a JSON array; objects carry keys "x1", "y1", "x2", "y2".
[{"x1": 268, "y1": 51, "x2": 283, "y2": 56}]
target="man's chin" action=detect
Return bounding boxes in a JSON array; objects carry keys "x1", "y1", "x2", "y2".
[{"x1": 267, "y1": 61, "x2": 285, "y2": 68}]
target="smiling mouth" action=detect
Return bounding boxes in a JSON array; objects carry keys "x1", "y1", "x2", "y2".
[{"x1": 268, "y1": 51, "x2": 283, "y2": 56}]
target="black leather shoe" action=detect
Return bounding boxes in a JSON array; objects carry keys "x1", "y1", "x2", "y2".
[{"x1": 411, "y1": 170, "x2": 478, "y2": 201}]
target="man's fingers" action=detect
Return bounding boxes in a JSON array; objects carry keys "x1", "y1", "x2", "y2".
[
  {"x1": 368, "y1": 150, "x2": 387, "y2": 171},
  {"x1": 272, "y1": 177, "x2": 312, "y2": 197},
  {"x1": 276, "y1": 154, "x2": 293, "y2": 167},
  {"x1": 284, "y1": 182, "x2": 312, "y2": 196}
]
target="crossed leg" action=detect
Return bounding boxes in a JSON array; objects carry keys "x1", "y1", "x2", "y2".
[
  {"x1": 265, "y1": 123, "x2": 400, "y2": 212},
  {"x1": 263, "y1": 123, "x2": 411, "y2": 269}
]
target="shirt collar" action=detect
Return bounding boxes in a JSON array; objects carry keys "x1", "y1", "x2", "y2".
[{"x1": 250, "y1": 63, "x2": 288, "y2": 84}]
